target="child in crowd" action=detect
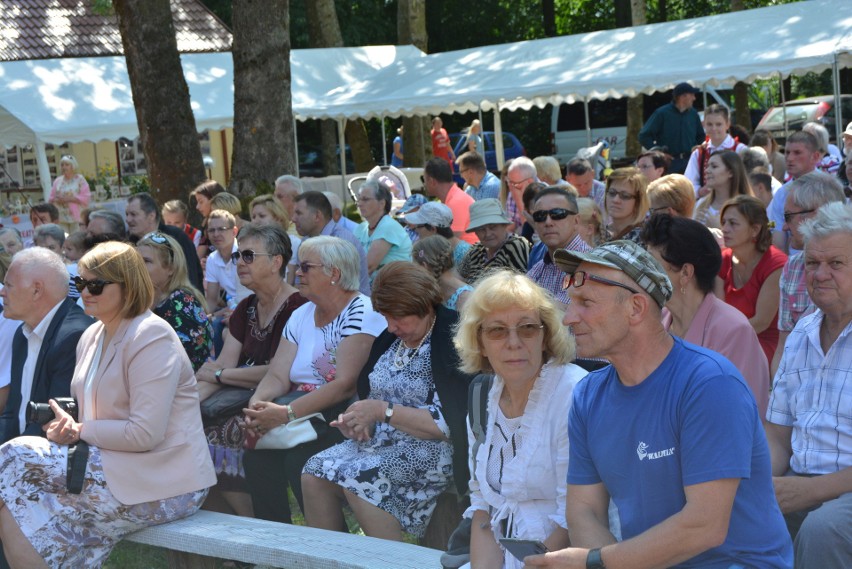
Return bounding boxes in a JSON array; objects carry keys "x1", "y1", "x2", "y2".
[
  {"x1": 684, "y1": 104, "x2": 747, "y2": 197},
  {"x1": 62, "y1": 231, "x2": 86, "y2": 263},
  {"x1": 162, "y1": 199, "x2": 202, "y2": 247}
]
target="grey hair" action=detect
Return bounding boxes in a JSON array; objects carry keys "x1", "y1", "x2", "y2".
[
  {"x1": 802, "y1": 122, "x2": 830, "y2": 154},
  {"x1": 533, "y1": 156, "x2": 563, "y2": 184},
  {"x1": 507, "y1": 156, "x2": 536, "y2": 178},
  {"x1": 800, "y1": 201, "x2": 852, "y2": 244},
  {"x1": 0, "y1": 227, "x2": 23, "y2": 244},
  {"x1": 59, "y1": 154, "x2": 79, "y2": 171},
  {"x1": 322, "y1": 191, "x2": 344, "y2": 212},
  {"x1": 34, "y1": 223, "x2": 66, "y2": 246},
  {"x1": 360, "y1": 179, "x2": 393, "y2": 214},
  {"x1": 789, "y1": 171, "x2": 845, "y2": 210},
  {"x1": 740, "y1": 147, "x2": 769, "y2": 173},
  {"x1": 275, "y1": 175, "x2": 303, "y2": 194},
  {"x1": 297, "y1": 236, "x2": 360, "y2": 292},
  {"x1": 11, "y1": 247, "x2": 69, "y2": 295},
  {"x1": 236, "y1": 223, "x2": 293, "y2": 277},
  {"x1": 89, "y1": 210, "x2": 127, "y2": 237}
]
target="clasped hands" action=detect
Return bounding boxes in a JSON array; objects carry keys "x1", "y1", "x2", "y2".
[{"x1": 330, "y1": 400, "x2": 385, "y2": 442}]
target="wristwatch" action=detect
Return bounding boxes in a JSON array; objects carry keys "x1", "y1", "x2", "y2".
[
  {"x1": 384, "y1": 402, "x2": 395, "y2": 424},
  {"x1": 284, "y1": 405, "x2": 297, "y2": 423},
  {"x1": 214, "y1": 369, "x2": 224, "y2": 384},
  {"x1": 586, "y1": 548, "x2": 606, "y2": 569}
]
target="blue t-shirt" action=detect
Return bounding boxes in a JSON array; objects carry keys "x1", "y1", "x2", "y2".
[{"x1": 568, "y1": 338, "x2": 792, "y2": 568}]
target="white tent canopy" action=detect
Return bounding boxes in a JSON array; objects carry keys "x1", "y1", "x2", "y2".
[{"x1": 313, "y1": 0, "x2": 852, "y2": 121}]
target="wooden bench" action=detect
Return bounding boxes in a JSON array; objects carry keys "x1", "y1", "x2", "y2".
[{"x1": 124, "y1": 510, "x2": 444, "y2": 568}]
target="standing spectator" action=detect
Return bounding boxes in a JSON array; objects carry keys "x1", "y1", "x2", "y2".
[
  {"x1": 457, "y1": 199, "x2": 529, "y2": 283},
  {"x1": 391, "y1": 126, "x2": 404, "y2": 168},
  {"x1": 466, "y1": 119, "x2": 484, "y2": 156},
  {"x1": 764, "y1": 203, "x2": 852, "y2": 569},
  {"x1": 684, "y1": 104, "x2": 747, "y2": 196},
  {"x1": 431, "y1": 116, "x2": 455, "y2": 167},
  {"x1": 48, "y1": 155, "x2": 91, "y2": 231},
  {"x1": 565, "y1": 158, "x2": 606, "y2": 209},
  {"x1": 458, "y1": 151, "x2": 500, "y2": 201},
  {"x1": 162, "y1": 199, "x2": 202, "y2": 248},
  {"x1": 423, "y1": 158, "x2": 478, "y2": 245},
  {"x1": 639, "y1": 82, "x2": 705, "y2": 174}
]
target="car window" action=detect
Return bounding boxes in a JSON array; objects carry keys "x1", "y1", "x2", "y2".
[{"x1": 762, "y1": 103, "x2": 820, "y2": 126}]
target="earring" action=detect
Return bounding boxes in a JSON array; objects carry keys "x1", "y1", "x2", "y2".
[
  {"x1": 680, "y1": 286, "x2": 685, "y2": 295},
  {"x1": 330, "y1": 280, "x2": 337, "y2": 285}
]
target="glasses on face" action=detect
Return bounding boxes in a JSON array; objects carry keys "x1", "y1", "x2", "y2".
[
  {"x1": 73, "y1": 276, "x2": 115, "y2": 296},
  {"x1": 480, "y1": 322, "x2": 544, "y2": 341},
  {"x1": 207, "y1": 226, "x2": 234, "y2": 234},
  {"x1": 532, "y1": 208, "x2": 577, "y2": 223},
  {"x1": 297, "y1": 262, "x2": 324, "y2": 273},
  {"x1": 231, "y1": 250, "x2": 274, "y2": 264},
  {"x1": 508, "y1": 176, "x2": 533, "y2": 189},
  {"x1": 783, "y1": 209, "x2": 815, "y2": 223},
  {"x1": 606, "y1": 189, "x2": 636, "y2": 201},
  {"x1": 459, "y1": 168, "x2": 471, "y2": 175},
  {"x1": 357, "y1": 194, "x2": 375, "y2": 203},
  {"x1": 563, "y1": 270, "x2": 641, "y2": 295}
]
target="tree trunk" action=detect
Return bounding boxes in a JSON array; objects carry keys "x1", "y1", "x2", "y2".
[
  {"x1": 729, "y1": 0, "x2": 751, "y2": 134},
  {"x1": 398, "y1": 0, "x2": 429, "y2": 168},
  {"x1": 305, "y1": 0, "x2": 375, "y2": 174},
  {"x1": 113, "y1": 0, "x2": 205, "y2": 203},
  {"x1": 229, "y1": 0, "x2": 295, "y2": 197},
  {"x1": 542, "y1": 0, "x2": 556, "y2": 37},
  {"x1": 625, "y1": 0, "x2": 647, "y2": 157}
]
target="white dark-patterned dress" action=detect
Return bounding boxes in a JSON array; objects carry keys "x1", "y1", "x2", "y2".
[{"x1": 303, "y1": 335, "x2": 453, "y2": 536}]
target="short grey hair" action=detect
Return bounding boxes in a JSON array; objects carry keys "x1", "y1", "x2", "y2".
[
  {"x1": 297, "y1": 236, "x2": 360, "y2": 292},
  {"x1": 0, "y1": 227, "x2": 23, "y2": 246},
  {"x1": 802, "y1": 122, "x2": 830, "y2": 154},
  {"x1": 800, "y1": 201, "x2": 852, "y2": 244},
  {"x1": 34, "y1": 223, "x2": 66, "y2": 246},
  {"x1": 322, "y1": 191, "x2": 344, "y2": 212},
  {"x1": 237, "y1": 223, "x2": 293, "y2": 277},
  {"x1": 360, "y1": 179, "x2": 392, "y2": 214},
  {"x1": 789, "y1": 171, "x2": 845, "y2": 210},
  {"x1": 89, "y1": 209, "x2": 127, "y2": 237},
  {"x1": 275, "y1": 175, "x2": 303, "y2": 194},
  {"x1": 11, "y1": 247, "x2": 69, "y2": 295},
  {"x1": 740, "y1": 147, "x2": 769, "y2": 173},
  {"x1": 507, "y1": 156, "x2": 536, "y2": 179}
]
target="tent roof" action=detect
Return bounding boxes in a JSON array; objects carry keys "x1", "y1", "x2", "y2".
[
  {"x1": 311, "y1": 0, "x2": 852, "y2": 120},
  {"x1": 0, "y1": 45, "x2": 424, "y2": 146}
]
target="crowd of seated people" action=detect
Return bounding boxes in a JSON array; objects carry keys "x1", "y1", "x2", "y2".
[{"x1": 0, "y1": 122, "x2": 850, "y2": 569}]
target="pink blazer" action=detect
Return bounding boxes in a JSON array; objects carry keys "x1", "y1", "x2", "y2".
[
  {"x1": 72, "y1": 311, "x2": 216, "y2": 505},
  {"x1": 663, "y1": 293, "x2": 770, "y2": 417}
]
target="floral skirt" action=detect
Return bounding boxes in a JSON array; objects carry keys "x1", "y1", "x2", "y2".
[{"x1": 0, "y1": 436, "x2": 207, "y2": 568}]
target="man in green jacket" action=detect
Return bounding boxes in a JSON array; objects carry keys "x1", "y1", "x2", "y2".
[{"x1": 639, "y1": 82, "x2": 705, "y2": 174}]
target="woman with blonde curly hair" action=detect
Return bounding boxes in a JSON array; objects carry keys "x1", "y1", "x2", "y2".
[
  {"x1": 412, "y1": 235, "x2": 472, "y2": 312},
  {"x1": 453, "y1": 271, "x2": 587, "y2": 569}
]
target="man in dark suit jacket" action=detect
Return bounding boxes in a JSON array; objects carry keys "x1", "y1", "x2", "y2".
[{"x1": 0, "y1": 248, "x2": 93, "y2": 443}]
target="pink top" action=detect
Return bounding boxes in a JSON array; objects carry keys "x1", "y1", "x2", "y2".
[
  {"x1": 719, "y1": 246, "x2": 787, "y2": 364},
  {"x1": 49, "y1": 173, "x2": 91, "y2": 222},
  {"x1": 663, "y1": 293, "x2": 770, "y2": 417}
]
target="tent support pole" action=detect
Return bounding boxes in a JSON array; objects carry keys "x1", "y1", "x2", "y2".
[
  {"x1": 584, "y1": 98, "x2": 591, "y2": 148},
  {"x1": 478, "y1": 105, "x2": 484, "y2": 138},
  {"x1": 833, "y1": 54, "x2": 843, "y2": 148},
  {"x1": 702, "y1": 85, "x2": 708, "y2": 110},
  {"x1": 779, "y1": 72, "x2": 788, "y2": 141},
  {"x1": 294, "y1": 117, "x2": 300, "y2": 178},
  {"x1": 338, "y1": 119, "x2": 347, "y2": 197},
  {"x1": 34, "y1": 138, "x2": 51, "y2": 200},
  {"x1": 381, "y1": 117, "x2": 387, "y2": 166},
  {"x1": 494, "y1": 104, "x2": 505, "y2": 171}
]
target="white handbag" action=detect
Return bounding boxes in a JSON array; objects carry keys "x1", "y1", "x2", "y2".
[{"x1": 255, "y1": 412, "x2": 326, "y2": 450}]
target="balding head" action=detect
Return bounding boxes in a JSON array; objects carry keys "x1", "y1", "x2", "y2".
[
  {"x1": 1, "y1": 248, "x2": 69, "y2": 327},
  {"x1": 274, "y1": 175, "x2": 303, "y2": 218}
]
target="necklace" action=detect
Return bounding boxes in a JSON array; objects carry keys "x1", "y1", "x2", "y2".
[
  {"x1": 392, "y1": 316, "x2": 436, "y2": 369},
  {"x1": 257, "y1": 284, "x2": 288, "y2": 329}
]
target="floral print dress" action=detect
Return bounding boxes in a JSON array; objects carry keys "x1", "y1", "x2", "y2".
[
  {"x1": 302, "y1": 335, "x2": 454, "y2": 537},
  {"x1": 154, "y1": 288, "x2": 213, "y2": 371}
]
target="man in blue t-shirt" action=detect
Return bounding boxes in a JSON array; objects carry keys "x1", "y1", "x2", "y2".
[{"x1": 525, "y1": 240, "x2": 792, "y2": 569}]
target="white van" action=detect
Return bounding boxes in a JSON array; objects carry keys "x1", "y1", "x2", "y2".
[{"x1": 550, "y1": 90, "x2": 726, "y2": 162}]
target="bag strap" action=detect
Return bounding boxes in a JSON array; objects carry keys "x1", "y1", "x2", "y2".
[{"x1": 468, "y1": 373, "x2": 493, "y2": 483}]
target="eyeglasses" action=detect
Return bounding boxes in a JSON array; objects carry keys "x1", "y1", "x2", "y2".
[
  {"x1": 231, "y1": 250, "x2": 274, "y2": 264},
  {"x1": 783, "y1": 209, "x2": 815, "y2": 223},
  {"x1": 297, "y1": 262, "x2": 324, "y2": 273},
  {"x1": 606, "y1": 189, "x2": 636, "y2": 201},
  {"x1": 480, "y1": 322, "x2": 544, "y2": 341},
  {"x1": 508, "y1": 176, "x2": 533, "y2": 189},
  {"x1": 208, "y1": 226, "x2": 234, "y2": 234},
  {"x1": 563, "y1": 271, "x2": 641, "y2": 295},
  {"x1": 73, "y1": 276, "x2": 116, "y2": 296},
  {"x1": 532, "y1": 208, "x2": 577, "y2": 223},
  {"x1": 459, "y1": 168, "x2": 471, "y2": 175}
]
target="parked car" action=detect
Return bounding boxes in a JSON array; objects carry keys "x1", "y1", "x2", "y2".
[
  {"x1": 450, "y1": 131, "x2": 526, "y2": 170},
  {"x1": 755, "y1": 95, "x2": 852, "y2": 146},
  {"x1": 298, "y1": 145, "x2": 355, "y2": 178}
]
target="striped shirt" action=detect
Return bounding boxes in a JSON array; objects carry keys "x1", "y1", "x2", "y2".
[
  {"x1": 527, "y1": 235, "x2": 592, "y2": 304},
  {"x1": 778, "y1": 252, "x2": 813, "y2": 332},
  {"x1": 458, "y1": 234, "x2": 530, "y2": 284}
]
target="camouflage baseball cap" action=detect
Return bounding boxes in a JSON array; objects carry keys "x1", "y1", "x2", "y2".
[{"x1": 553, "y1": 240, "x2": 673, "y2": 307}]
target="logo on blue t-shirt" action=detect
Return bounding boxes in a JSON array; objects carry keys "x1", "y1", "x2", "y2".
[{"x1": 636, "y1": 441, "x2": 675, "y2": 461}]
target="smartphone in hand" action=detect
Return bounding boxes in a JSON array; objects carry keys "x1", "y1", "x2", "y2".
[{"x1": 498, "y1": 537, "x2": 549, "y2": 561}]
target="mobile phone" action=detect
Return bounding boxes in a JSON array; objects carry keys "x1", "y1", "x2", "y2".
[{"x1": 498, "y1": 537, "x2": 548, "y2": 561}]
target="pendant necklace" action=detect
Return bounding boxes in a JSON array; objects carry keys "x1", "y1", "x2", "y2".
[{"x1": 393, "y1": 316, "x2": 436, "y2": 369}]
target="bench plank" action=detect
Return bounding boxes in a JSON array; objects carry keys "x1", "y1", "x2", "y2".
[{"x1": 125, "y1": 510, "x2": 443, "y2": 569}]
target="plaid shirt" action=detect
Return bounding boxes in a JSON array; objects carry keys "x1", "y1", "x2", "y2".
[
  {"x1": 767, "y1": 310, "x2": 852, "y2": 475},
  {"x1": 778, "y1": 252, "x2": 813, "y2": 332},
  {"x1": 527, "y1": 234, "x2": 591, "y2": 304}
]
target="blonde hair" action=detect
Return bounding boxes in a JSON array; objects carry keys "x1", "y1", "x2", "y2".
[
  {"x1": 78, "y1": 242, "x2": 154, "y2": 318},
  {"x1": 533, "y1": 156, "x2": 563, "y2": 186},
  {"x1": 208, "y1": 209, "x2": 237, "y2": 227},
  {"x1": 136, "y1": 232, "x2": 206, "y2": 311},
  {"x1": 162, "y1": 199, "x2": 189, "y2": 219},
  {"x1": 605, "y1": 167, "x2": 649, "y2": 227},
  {"x1": 454, "y1": 271, "x2": 575, "y2": 373},
  {"x1": 647, "y1": 174, "x2": 696, "y2": 217},
  {"x1": 249, "y1": 194, "x2": 290, "y2": 228},
  {"x1": 576, "y1": 197, "x2": 606, "y2": 247},
  {"x1": 210, "y1": 192, "x2": 243, "y2": 218}
]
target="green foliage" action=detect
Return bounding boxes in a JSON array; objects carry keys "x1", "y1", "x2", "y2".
[
  {"x1": 90, "y1": 0, "x2": 114, "y2": 17},
  {"x1": 123, "y1": 175, "x2": 150, "y2": 196}
]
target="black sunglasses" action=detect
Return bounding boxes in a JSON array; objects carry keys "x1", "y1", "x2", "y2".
[
  {"x1": 532, "y1": 208, "x2": 577, "y2": 223},
  {"x1": 73, "y1": 276, "x2": 115, "y2": 296},
  {"x1": 231, "y1": 250, "x2": 274, "y2": 264}
]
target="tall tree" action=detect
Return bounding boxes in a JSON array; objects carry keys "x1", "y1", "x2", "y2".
[
  {"x1": 228, "y1": 0, "x2": 295, "y2": 196},
  {"x1": 399, "y1": 0, "x2": 430, "y2": 168},
  {"x1": 730, "y1": 0, "x2": 751, "y2": 133},
  {"x1": 625, "y1": 0, "x2": 646, "y2": 157},
  {"x1": 305, "y1": 0, "x2": 375, "y2": 175},
  {"x1": 113, "y1": 0, "x2": 206, "y2": 202}
]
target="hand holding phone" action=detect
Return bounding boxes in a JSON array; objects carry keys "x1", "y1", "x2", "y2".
[{"x1": 498, "y1": 537, "x2": 548, "y2": 561}]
